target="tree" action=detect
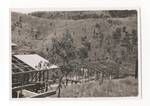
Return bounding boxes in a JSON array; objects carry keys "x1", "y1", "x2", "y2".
[
  {"x1": 78, "y1": 45, "x2": 88, "y2": 60},
  {"x1": 31, "y1": 28, "x2": 40, "y2": 40},
  {"x1": 49, "y1": 37, "x2": 61, "y2": 64},
  {"x1": 108, "y1": 10, "x2": 137, "y2": 18},
  {"x1": 113, "y1": 27, "x2": 121, "y2": 47},
  {"x1": 99, "y1": 33, "x2": 104, "y2": 47},
  {"x1": 81, "y1": 35, "x2": 91, "y2": 51},
  {"x1": 131, "y1": 29, "x2": 138, "y2": 79},
  {"x1": 60, "y1": 29, "x2": 76, "y2": 62},
  {"x1": 49, "y1": 29, "x2": 77, "y2": 96},
  {"x1": 51, "y1": 30, "x2": 76, "y2": 75}
]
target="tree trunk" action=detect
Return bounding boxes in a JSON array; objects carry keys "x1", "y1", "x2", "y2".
[
  {"x1": 57, "y1": 87, "x2": 61, "y2": 97},
  {"x1": 135, "y1": 59, "x2": 138, "y2": 79}
]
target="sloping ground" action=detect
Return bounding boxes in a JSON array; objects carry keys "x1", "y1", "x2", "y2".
[
  {"x1": 11, "y1": 12, "x2": 137, "y2": 75},
  {"x1": 60, "y1": 77, "x2": 138, "y2": 97},
  {"x1": 11, "y1": 12, "x2": 137, "y2": 55}
]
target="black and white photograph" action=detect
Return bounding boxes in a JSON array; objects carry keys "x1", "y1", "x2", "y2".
[{"x1": 11, "y1": 9, "x2": 139, "y2": 98}]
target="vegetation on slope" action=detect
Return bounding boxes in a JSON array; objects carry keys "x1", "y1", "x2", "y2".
[
  {"x1": 60, "y1": 77, "x2": 138, "y2": 97},
  {"x1": 11, "y1": 11, "x2": 138, "y2": 97},
  {"x1": 11, "y1": 11, "x2": 138, "y2": 78},
  {"x1": 28, "y1": 10, "x2": 137, "y2": 20}
]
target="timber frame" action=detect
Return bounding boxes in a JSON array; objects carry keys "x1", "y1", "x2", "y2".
[{"x1": 12, "y1": 55, "x2": 121, "y2": 98}]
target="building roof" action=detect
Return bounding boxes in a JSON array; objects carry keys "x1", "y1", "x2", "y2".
[
  {"x1": 12, "y1": 43, "x2": 17, "y2": 47},
  {"x1": 14, "y1": 54, "x2": 59, "y2": 70}
]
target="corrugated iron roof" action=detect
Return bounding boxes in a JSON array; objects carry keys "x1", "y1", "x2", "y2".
[{"x1": 14, "y1": 54, "x2": 59, "y2": 70}]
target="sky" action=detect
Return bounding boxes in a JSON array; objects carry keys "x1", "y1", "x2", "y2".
[
  {"x1": 11, "y1": 8, "x2": 53, "y2": 13},
  {"x1": 11, "y1": 8, "x2": 103, "y2": 14}
]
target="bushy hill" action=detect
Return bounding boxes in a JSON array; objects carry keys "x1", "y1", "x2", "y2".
[
  {"x1": 11, "y1": 11, "x2": 137, "y2": 76},
  {"x1": 28, "y1": 10, "x2": 137, "y2": 20},
  {"x1": 28, "y1": 11, "x2": 110, "y2": 20}
]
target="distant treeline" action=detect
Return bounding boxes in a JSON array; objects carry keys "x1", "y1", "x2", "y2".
[
  {"x1": 28, "y1": 10, "x2": 137, "y2": 20},
  {"x1": 108, "y1": 10, "x2": 137, "y2": 18}
]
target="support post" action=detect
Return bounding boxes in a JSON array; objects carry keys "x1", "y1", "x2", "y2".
[{"x1": 17, "y1": 91, "x2": 20, "y2": 98}]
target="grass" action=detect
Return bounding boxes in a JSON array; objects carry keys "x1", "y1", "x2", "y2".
[{"x1": 60, "y1": 76, "x2": 138, "y2": 97}]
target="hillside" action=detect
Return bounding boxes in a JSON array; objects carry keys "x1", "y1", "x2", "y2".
[
  {"x1": 11, "y1": 11, "x2": 138, "y2": 76},
  {"x1": 59, "y1": 77, "x2": 138, "y2": 97}
]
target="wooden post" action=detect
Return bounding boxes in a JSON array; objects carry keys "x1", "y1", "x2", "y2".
[
  {"x1": 35, "y1": 72, "x2": 38, "y2": 82},
  {"x1": 22, "y1": 74, "x2": 25, "y2": 85},
  {"x1": 47, "y1": 70, "x2": 49, "y2": 81},
  {"x1": 102, "y1": 72, "x2": 104, "y2": 84},
  {"x1": 27, "y1": 73, "x2": 30, "y2": 83},
  {"x1": 43, "y1": 71, "x2": 45, "y2": 82},
  {"x1": 65, "y1": 74, "x2": 68, "y2": 86},
  {"x1": 75, "y1": 69, "x2": 78, "y2": 82},
  {"x1": 31, "y1": 73, "x2": 33, "y2": 82},
  {"x1": 57, "y1": 76, "x2": 63, "y2": 97},
  {"x1": 99, "y1": 72, "x2": 103, "y2": 85},
  {"x1": 87, "y1": 69, "x2": 90, "y2": 81},
  {"x1": 17, "y1": 91, "x2": 20, "y2": 98},
  {"x1": 20, "y1": 89, "x2": 23, "y2": 97},
  {"x1": 84, "y1": 68, "x2": 86, "y2": 83},
  {"x1": 58, "y1": 86, "x2": 61, "y2": 97},
  {"x1": 39, "y1": 71, "x2": 41, "y2": 82}
]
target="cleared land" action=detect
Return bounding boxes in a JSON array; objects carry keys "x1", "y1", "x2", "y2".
[
  {"x1": 11, "y1": 11, "x2": 138, "y2": 98},
  {"x1": 59, "y1": 77, "x2": 138, "y2": 97}
]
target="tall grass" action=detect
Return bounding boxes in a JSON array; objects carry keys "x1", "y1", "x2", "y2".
[{"x1": 60, "y1": 76, "x2": 138, "y2": 97}]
